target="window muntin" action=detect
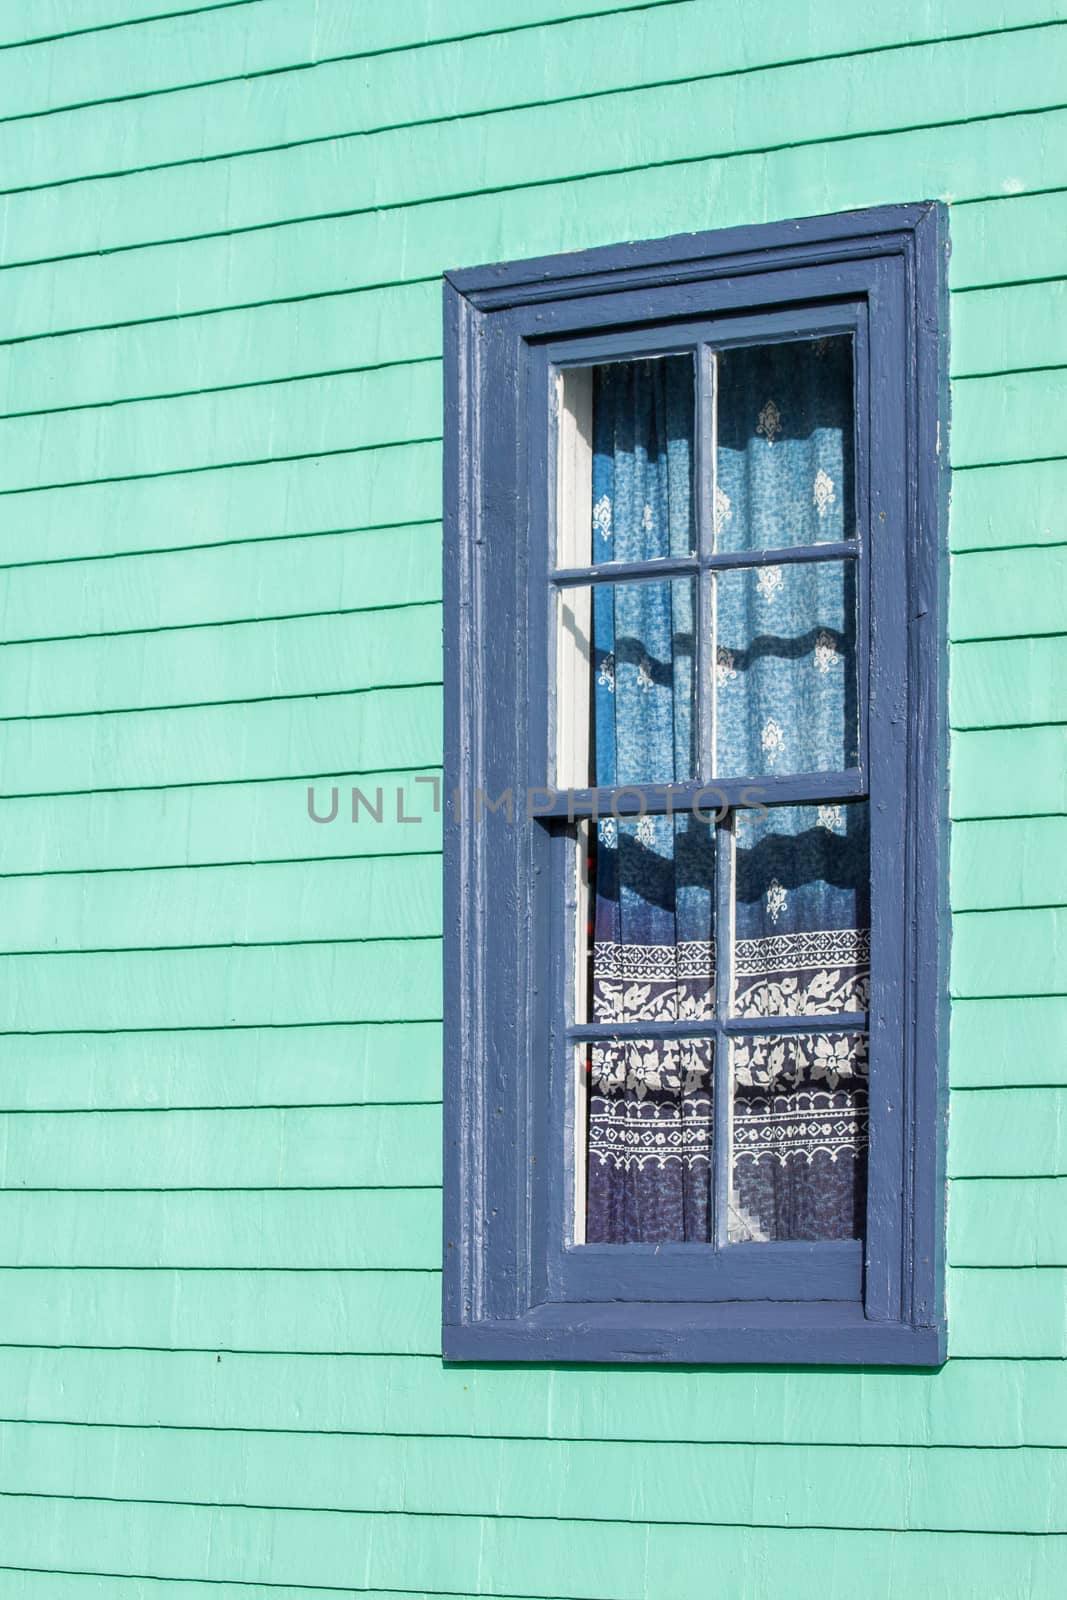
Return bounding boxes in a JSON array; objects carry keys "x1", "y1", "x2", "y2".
[{"x1": 552, "y1": 334, "x2": 868, "y2": 1253}]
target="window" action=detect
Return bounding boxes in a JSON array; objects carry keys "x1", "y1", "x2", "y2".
[{"x1": 443, "y1": 205, "x2": 949, "y2": 1364}]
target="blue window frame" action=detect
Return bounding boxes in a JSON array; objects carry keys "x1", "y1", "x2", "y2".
[{"x1": 443, "y1": 205, "x2": 949, "y2": 1365}]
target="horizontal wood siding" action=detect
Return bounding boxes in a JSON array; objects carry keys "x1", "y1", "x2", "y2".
[{"x1": 0, "y1": 1, "x2": 1063, "y2": 1594}]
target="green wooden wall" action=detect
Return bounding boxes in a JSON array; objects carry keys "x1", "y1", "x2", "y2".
[{"x1": 0, "y1": 0, "x2": 1064, "y2": 1593}]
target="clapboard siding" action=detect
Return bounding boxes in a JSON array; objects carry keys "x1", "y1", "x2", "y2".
[
  {"x1": 0, "y1": 685, "x2": 443, "y2": 793},
  {"x1": 1, "y1": 27, "x2": 1063, "y2": 267},
  {"x1": 0, "y1": 604, "x2": 442, "y2": 718},
  {"x1": 2, "y1": 0, "x2": 1061, "y2": 192},
  {"x1": 0, "y1": 854, "x2": 442, "y2": 950},
  {"x1": 0, "y1": 1023, "x2": 444, "y2": 1110},
  {"x1": 0, "y1": 939, "x2": 443, "y2": 1030},
  {"x1": 0, "y1": 1501, "x2": 1062, "y2": 1600},
  {"x1": 0, "y1": 126, "x2": 1062, "y2": 346},
  {"x1": 1, "y1": 2, "x2": 1064, "y2": 1596},
  {"x1": 0, "y1": 1347, "x2": 1060, "y2": 1446},
  {"x1": 0, "y1": 525, "x2": 442, "y2": 641},
  {"x1": 0, "y1": 1423, "x2": 1064, "y2": 1534},
  {"x1": 0, "y1": 769, "x2": 443, "y2": 876},
  {"x1": 0, "y1": 0, "x2": 687, "y2": 116}
]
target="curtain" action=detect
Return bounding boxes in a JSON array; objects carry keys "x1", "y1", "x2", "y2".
[
  {"x1": 585, "y1": 358, "x2": 713, "y2": 1244},
  {"x1": 584, "y1": 342, "x2": 869, "y2": 1247},
  {"x1": 717, "y1": 338, "x2": 868, "y2": 1243},
  {"x1": 730, "y1": 802, "x2": 869, "y2": 1242}
]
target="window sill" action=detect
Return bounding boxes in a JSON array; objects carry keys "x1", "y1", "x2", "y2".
[{"x1": 443, "y1": 1302, "x2": 946, "y2": 1366}]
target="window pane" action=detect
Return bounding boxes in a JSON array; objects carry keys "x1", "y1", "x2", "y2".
[
  {"x1": 729, "y1": 1031, "x2": 868, "y2": 1242},
  {"x1": 713, "y1": 559, "x2": 858, "y2": 778},
  {"x1": 715, "y1": 336, "x2": 854, "y2": 552},
  {"x1": 557, "y1": 578, "x2": 697, "y2": 787},
  {"x1": 733, "y1": 802, "x2": 869, "y2": 1018},
  {"x1": 586, "y1": 1036, "x2": 714, "y2": 1243},
  {"x1": 586, "y1": 813, "x2": 714, "y2": 1024},
  {"x1": 557, "y1": 354, "x2": 695, "y2": 570}
]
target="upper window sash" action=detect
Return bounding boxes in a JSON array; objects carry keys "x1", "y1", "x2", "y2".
[{"x1": 537, "y1": 303, "x2": 870, "y2": 803}]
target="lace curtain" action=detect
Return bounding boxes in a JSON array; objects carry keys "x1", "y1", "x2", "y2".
[{"x1": 584, "y1": 346, "x2": 869, "y2": 1246}]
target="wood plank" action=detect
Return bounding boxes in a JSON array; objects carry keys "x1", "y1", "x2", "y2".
[
  {"x1": 0, "y1": 1, "x2": 247, "y2": 47},
  {"x1": 951, "y1": 726, "x2": 1067, "y2": 819},
  {"x1": 952, "y1": 818, "x2": 1067, "y2": 912},
  {"x1": 0, "y1": 1495, "x2": 1063, "y2": 1599},
  {"x1": 0, "y1": 1104, "x2": 443, "y2": 1188},
  {"x1": 951, "y1": 187, "x2": 1067, "y2": 291},
  {"x1": 952, "y1": 908, "x2": 1067, "y2": 999},
  {"x1": 952, "y1": 279, "x2": 1067, "y2": 378},
  {"x1": 3, "y1": 1, "x2": 1062, "y2": 192},
  {"x1": 0, "y1": 1189, "x2": 442, "y2": 1268},
  {"x1": 0, "y1": 938, "x2": 443, "y2": 1031},
  {"x1": 0, "y1": 0, "x2": 686, "y2": 118},
  {"x1": 1, "y1": 27, "x2": 1063, "y2": 269},
  {"x1": 951, "y1": 1178, "x2": 1067, "y2": 1265},
  {"x1": 0, "y1": 118, "x2": 1062, "y2": 348},
  {"x1": 0, "y1": 1267, "x2": 441, "y2": 1352},
  {"x1": 951, "y1": 998, "x2": 1067, "y2": 1088},
  {"x1": 0, "y1": 1022, "x2": 443, "y2": 1111},
  {"x1": 0, "y1": 1575, "x2": 440, "y2": 1600},
  {"x1": 0, "y1": 854, "x2": 441, "y2": 952},
  {"x1": 0, "y1": 361, "x2": 441, "y2": 494},
  {"x1": 0, "y1": 604, "x2": 443, "y2": 719},
  {"x1": 0, "y1": 1346, "x2": 1062, "y2": 1448},
  {"x1": 0, "y1": 443, "x2": 440, "y2": 566},
  {"x1": 0, "y1": 768, "x2": 444, "y2": 875},
  {"x1": 951, "y1": 545, "x2": 1067, "y2": 640},
  {"x1": 948, "y1": 1089, "x2": 1067, "y2": 1178},
  {"x1": 0, "y1": 1419, "x2": 1062, "y2": 1535},
  {"x1": 952, "y1": 368, "x2": 1067, "y2": 469},
  {"x1": 0, "y1": 524, "x2": 441, "y2": 643},
  {"x1": 0, "y1": 1574, "x2": 407, "y2": 1600},
  {"x1": 951, "y1": 636, "x2": 1067, "y2": 730},
  {"x1": 0, "y1": 683, "x2": 442, "y2": 795},
  {"x1": 950, "y1": 458, "x2": 1067, "y2": 553},
  {"x1": 0, "y1": 281, "x2": 441, "y2": 417},
  {"x1": 950, "y1": 1268, "x2": 1067, "y2": 1358}
]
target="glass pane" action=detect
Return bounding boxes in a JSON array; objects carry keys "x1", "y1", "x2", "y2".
[
  {"x1": 713, "y1": 558, "x2": 858, "y2": 778},
  {"x1": 557, "y1": 578, "x2": 696, "y2": 787},
  {"x1": 733, "y1": 802, "x2": 869, "y2": 1018},
  {"x1": 586, "y1": 813, "x2": 714, "y2": 1024},
  {"x1": 556, "y1": 355, "x2": 695, "y2": 569},
  {"x1": 586, "y1": 1036, "x2": 714, "y2": 1243},
  {"x1": 715, "y1": 336, "x2": 854, "y2": 552},
  {"x1": 730, "y1": 1031, "x2": 868, "y2": 1242}
]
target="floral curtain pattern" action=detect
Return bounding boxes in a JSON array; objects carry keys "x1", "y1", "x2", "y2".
[{"x1": 583, "y1": 344, "x2": 868, "y2": 1246}]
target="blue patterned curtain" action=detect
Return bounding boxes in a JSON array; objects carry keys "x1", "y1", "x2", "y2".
[
  {"x1": 584, "y1": 343, "x2": 869, "y2": 1247},
  {"x1": 586, "y1": 358, "x2": 713, "y2": 1244}
]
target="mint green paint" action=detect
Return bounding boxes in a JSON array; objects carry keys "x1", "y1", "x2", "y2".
[{"x1": 0, "y1": 3, "x2": 1064, "y2": 1595}]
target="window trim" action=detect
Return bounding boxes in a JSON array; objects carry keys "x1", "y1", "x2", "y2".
[{"x1": 443, "y1": 204, "x2": 949, "y2": 1366}]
